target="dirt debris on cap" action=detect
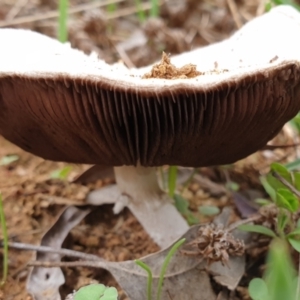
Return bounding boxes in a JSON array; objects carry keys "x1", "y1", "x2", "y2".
[{"x1": 142, "y1": 51, "x2": 202, "y2": 79}]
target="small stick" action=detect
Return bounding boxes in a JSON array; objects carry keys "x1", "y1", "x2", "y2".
[
  {"x1": 262, "y1": 143, "x2": 300, "y2": 150},
  {"x1": 226, "y1": 0, "x2": 242, "y2": 29},
  {"x1": 227, "y1": 214, "x2": 262, "y2": 232},
  {"x1": 28, "y1": 260, "x2": 101, "y2": 269},
  {"x1": 0, "y1": 241, "x2": 101, "y2": 261},
  {"x1": 272, "y1": 171, "x2": 300, "y2": 198}
]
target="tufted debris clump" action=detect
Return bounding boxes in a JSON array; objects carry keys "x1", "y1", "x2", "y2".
[
  {"x1": 142, "y1": 51, "x2": 202, "y2": 79},
  {"x1": 181, "y1": 224, "x2": 245, "y2": 266}
]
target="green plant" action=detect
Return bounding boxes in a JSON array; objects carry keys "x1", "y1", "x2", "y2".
[
  {"x1": 50, "y1": 165, "x2": 72, "y2": 180},
  {"x1": 198, "y1": 205, "x2": 220, "y2": 216},
  {"x1": 0, "y1": 154, "x2": 19, "y2": 166},
  {"x1": 58, "y1": 0, "x2": 68, "y2": 42},
  {"x1": 134, "y1": 0, "x2": 146, "y2": 22},
  {"x1": 107, "y1": 0, "x2": 147, "y2": 24},
  {"x1": 266, "y1": 0, "x2": 300, "y2": 11},
  {"x1": 135, "y1": 238, "x2": 186, "y2": 300},
  {"x1": 0, "y1": 193, "x2": 8, "y2": 285},
  {"x1": 240, "y1": 162, "x2": 300, "y2": 251},
  {"x1": 166, "y1": 166, "x2": 199, "y2": 225},
  {"x1": 74, "y1": 283, "x2": 118, "y2": 300},
  {"x1": 150, "y1": 0, "x2": 159, "y2": 18},
  {"x1": 249, "y1": 239, "x2": 299, "y2": 300},
  {"x1": 173, "y1": 194, "x2": 198, "y2": 225},
  {"x1": 168, "y1": 166, "x2": 177, "y2": 198}
]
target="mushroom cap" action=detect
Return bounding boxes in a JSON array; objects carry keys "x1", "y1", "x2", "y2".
[{"x1": 1, "y1": 6, "x2": 300, "y2": 167}]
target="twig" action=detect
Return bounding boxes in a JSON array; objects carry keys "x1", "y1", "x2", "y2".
[
  {"x1": 0, "y1": 241, "x2": 101, "y2": 261},
  {"x1": 114, "y1": 44, "x2": 136, "y2": 69},
  {"x1": 272, "y1": 171, "x2": 300, "y2": 198},
  {"x1": 28, "y1": 260, "x2": 101, "y2": 269},
  {"x1": 262, "y1": 143, "x2": 300, "y2": 150},
  {"x1": 106, "y1": 1, "x2": 164, "y2": 20},
  {"x1": 226, "y1": 0, "x2": 242, "y2": 29},
  {"x1": 227, "y1": 214, "x2": 262, "y2": 232},
  {"x1": 5, "y1": 0, "x2": 29, "y2": 21}
]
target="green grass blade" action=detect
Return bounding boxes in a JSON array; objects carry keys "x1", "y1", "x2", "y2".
[
  {"x1": 156, "y1": 238, "x2": 185, "y2": 300},
  {"x1": 0, "y1": 194, "x2": 8, "y2": 285},
  {"x1": 150, "y1": 0, "x2": 159, "y2": 17},
  {"x1": 238, "y1": 224, "x2": 277, "y2": 238},
  {"x1": 168, "y1": 166, "x2": 177, "y2": 198},
  {"x1": 135, "y1": 260, "x2": 153, "y2": 300},
  {"x1": 58, "y1": 0, "x2": 68, "y2": 42},
  {"x1": 134, "y1": 0, "x2": 146, "y2": 22}
]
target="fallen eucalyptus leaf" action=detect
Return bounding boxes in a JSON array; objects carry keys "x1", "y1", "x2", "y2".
[
  {"x1": 232, "y1": 191, "x2": 259, "y2": 218},
  {"x1": 101, "y1": 225, "x2": 215, "y2": 300},
  {"x1": 27, "y1": 208, "x2": 249, "y2": 300},
  {"x1": 27, "y1": 206, "x2": 92, "y2": 300}
]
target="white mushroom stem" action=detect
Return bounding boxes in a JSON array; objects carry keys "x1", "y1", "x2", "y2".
[{"x1": 87, "y1": 165, "x2": 189, "y2": 248}]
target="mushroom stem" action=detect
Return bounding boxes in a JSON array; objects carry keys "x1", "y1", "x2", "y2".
[{"x1": 113, "y1": 165, "x2": 189, "y2": 248}]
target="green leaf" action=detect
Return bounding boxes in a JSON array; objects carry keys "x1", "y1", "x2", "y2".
[
  {"x1": 293, "y1": 172, "x2": 300, "y2": 191},
  {"x1": 75, "y1": 284, "x2": 106, "y2": 300},
  {"x1": 289, "y1": 115, "x2": 300, "y2": 133},
  {"x1": 50, "y1": 166, "x2": 72, "y2": 180},
  {"x1": 265, "y1": 2, "x2": 272, "y2": 12},
  {"x1": 58, "y1": 0, "x2": 68, "y2": 43},
  {"x1": 270, "y1": 0, "x2": 300, "y2": 10},
  {"x1": 102, "y1": 287, "x2": 119, "y2": 300},
  {"x1": 0, "y1": 194, "x2": 8, "y2": 285},
  {"x1": 238, "y1": 224, "x2": 277, "y2": 238},
  {"x1": 186, "y1": 213, "x2": 199, "y2": 225},
  {"x1": 173, "y1": 194, "x2": 189, "y2": 214},
  {"x1": 198, "y1": 205, "x2": 220, "y2": 216},
  {"x1": 288, "y1": 238, "x2": 300, "y2": 253},
  {"x1": 255, "y1": 198, "x2": 272, "y2": 206},
  {"x1": 285, "y1": 159, "x2": 300, "y2": 171},
  {"x1": 157, "y1": 238, "x2": 186, "y2": 300},
  {"x1": 287, "y1": 227, "x2": 300, "y2": 237},
  {"x1": 0, "y1": 154, "x2": 19, "y2": 166},
  {"x1": 271, "y1": 163, "x2": 292, "y2": 184},
  {"x1": 277, "y1": 213, "x2": 289, "y2": 233},
  {"x1": 74, "y1": 284, "x2": 118, "y2": 300},
  {"x1": 174, "y1": 194, "x2": 198, "y2": 225},
  {"x1": 265, "y1": 163, "x2": 293, "y2": 198},
  {"x1": 225, "y1": 181, "x2": 239, "y2": 191},
  {"x1": 276, "y1": 188, "x2": 299, "y2": 212},
  {"x1": 135, "y1": 260, "x2": 152, "y2": 300},
  {"x1": 248, "y1": 278, "x2": 269, "y2": 300},
  {"x1": 260, "y1": 176, "x2": 276, "y2": 201},
  {"x1": 265, "y1": 239, "x2": 296, "y2": 300},
  {"x1": 266, "y1": 164, "x2": 293, "y2": 195},
  {"x1": 168, "y1": 166, "x2": 177, "y2": 198}
]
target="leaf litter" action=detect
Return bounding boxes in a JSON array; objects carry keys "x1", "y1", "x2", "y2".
[{"x1": 20, "y1": 206, "x2": 248, "y2": 300}]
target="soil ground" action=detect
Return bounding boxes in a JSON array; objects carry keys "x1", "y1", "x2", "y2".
[{"x1": 0, "y1": 0, "x2": 300, "y2": 299}]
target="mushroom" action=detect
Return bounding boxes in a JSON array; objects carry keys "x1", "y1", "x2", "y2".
[{"x1": 1, "y1": 6, "x2": 300, "y2": 248}]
